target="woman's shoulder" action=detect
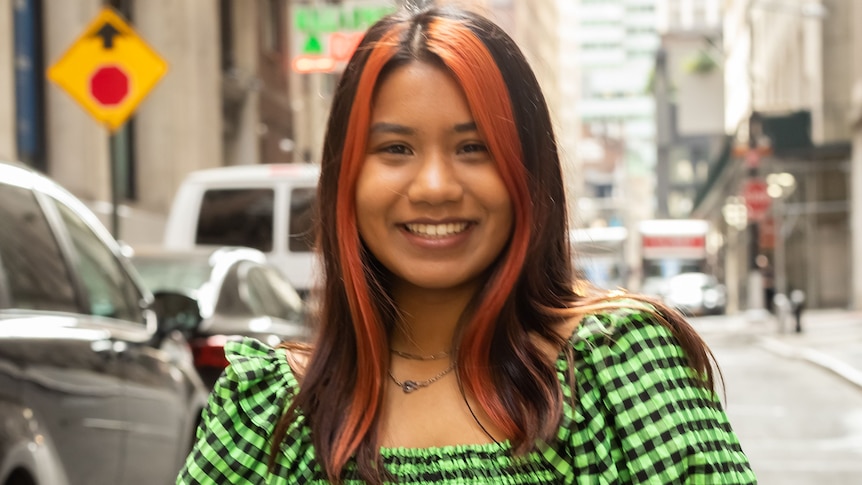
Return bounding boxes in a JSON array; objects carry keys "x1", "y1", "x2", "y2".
[
  {"x1": 216, "y1": 337, "x2": 303, "y2": 431},
  {"x1": 560, "y1": 295, "x2": 671, "y2": 347},
  {"x1": 178, "y1": 338, "x2": 313, "y2": 482},
  {"x1": 558, "y1": 294, "x2": 701, "y2": 379},
  {"x1": 223, "y1": 337, "x2": 301, "y2": 384}
]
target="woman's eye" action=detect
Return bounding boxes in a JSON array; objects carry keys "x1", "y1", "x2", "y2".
[
  {"x1": 460, "y1": 143, "x2": 488, "y2": 154},
  {"x1": 381, "y1": 144, "x2": 412, "y2": 155}
]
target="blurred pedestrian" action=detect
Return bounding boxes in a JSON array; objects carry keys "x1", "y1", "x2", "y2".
[
  {"x1": 757, "y1": 254, "x2": 776, "y2": 313},
  {"x1": 178, "y1": 3, "x2": 756, "y2": 484}
]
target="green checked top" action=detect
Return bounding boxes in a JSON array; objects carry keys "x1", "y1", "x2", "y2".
[{"x1": 178, "y1": 307, "x2": 756, "y2": 484}]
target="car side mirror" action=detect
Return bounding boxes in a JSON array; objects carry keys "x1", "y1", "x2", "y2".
[{"x1": 151, "y1": 291, "x2": 202, "y2": 336}]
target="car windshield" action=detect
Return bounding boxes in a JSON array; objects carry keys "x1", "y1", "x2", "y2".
[{"x1": 133, "y1": 257, "x2": 213, "y2": 294}]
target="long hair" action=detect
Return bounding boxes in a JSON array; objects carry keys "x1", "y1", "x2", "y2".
[{"x1": 270, "y1": 5, "x2": 718, "y2": 484}]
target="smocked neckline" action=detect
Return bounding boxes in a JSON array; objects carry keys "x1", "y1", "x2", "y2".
[
  {"x1": 268, "y1": 311, "x2": 615, "y2": 457},
  {"x1": 379, "y1": 439, "x2": 512, "y2": 456}
]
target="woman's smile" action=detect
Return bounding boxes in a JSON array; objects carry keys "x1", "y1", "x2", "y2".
[
  {"x1": 399, "y1": 220, "x2": 476, "y2": 251},
  {"x1": 403, "y1": 221, "x2": 471, "y2": 238}
]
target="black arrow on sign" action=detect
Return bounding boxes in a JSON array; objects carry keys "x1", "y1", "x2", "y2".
[{"x1": 93, "y1": 22, "x2": 122, "y2": 49}]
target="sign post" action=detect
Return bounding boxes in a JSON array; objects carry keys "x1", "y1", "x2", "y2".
[
  {"x1": 743, "y1": 178, "x2": 771, "y2": 223},
  {"x1": 47, "y1": 7, "x2": 168, "y2": 236}
]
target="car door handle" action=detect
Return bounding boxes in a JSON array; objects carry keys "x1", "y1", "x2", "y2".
[
  {"x1": 112, "y1": 340, "x2": 129, "y2": 354},
  {"x1": 91, "y1": 339, "x2": 115, "y2": 355},
  {"x1": 91, "y1": 339, "x2": 129, "y2": 356}
]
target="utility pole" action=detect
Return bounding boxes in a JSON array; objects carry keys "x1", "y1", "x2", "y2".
[{"x1": 743, "y1": 2, "x2": 770, "y2": 320}]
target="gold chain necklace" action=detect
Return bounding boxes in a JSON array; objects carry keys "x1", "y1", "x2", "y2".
[{"x1": 388, "y1": 362, "x2": 455, "y2": 393}]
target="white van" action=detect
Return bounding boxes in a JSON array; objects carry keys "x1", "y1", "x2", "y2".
[{"x1": 163, "y1": 163, "x2": 320, "y2": 297}]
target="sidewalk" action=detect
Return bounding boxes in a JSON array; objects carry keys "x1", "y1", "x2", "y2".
[{"x1": 749, "y1": 308, "x2": 862, "y2": 390}]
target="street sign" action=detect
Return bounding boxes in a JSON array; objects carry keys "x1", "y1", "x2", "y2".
[
  {"x1": 47, "y1": 7, "x2": 168, "y2": 131},
  {"x1": 290, "y1": 4, "x2": 393, "y2": 74},
  {"x1": 743, "y1": 179, "x2": 771, "y2": 222}
]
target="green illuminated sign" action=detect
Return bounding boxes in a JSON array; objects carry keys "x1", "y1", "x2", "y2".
[
  {"x1": 302, "y1": 35, "x2": 323, "y2": 55},
  {"x1": 294, "y1": 5, "x2": 393, "y2": 33}
]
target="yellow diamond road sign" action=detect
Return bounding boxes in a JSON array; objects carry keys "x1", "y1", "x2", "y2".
[{"x1": 47, "y1": 7, "x2": 168, "y2": 131}]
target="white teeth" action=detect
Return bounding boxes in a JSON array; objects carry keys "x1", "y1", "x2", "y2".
[{"x1": 405, "y1": 222, "x2": 469, "y2": 237}]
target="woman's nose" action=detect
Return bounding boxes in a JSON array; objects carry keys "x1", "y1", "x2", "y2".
[{"x1": 406, "y1": 152, "x2": 463, "y2": 205}]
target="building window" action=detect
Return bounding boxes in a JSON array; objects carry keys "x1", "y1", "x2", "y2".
[
  {"x1": 219, "y1": 0, "x2": 234, "y2": 71},
  {"x1": 13, "y1": 0, "x2": 46, "y2": 170},
  {"x1": 261, "y1": 0, "x2": 284, "y2": 54},
  {"x1": 106, "y1": 0, "x2": 133, "y2": 17}
]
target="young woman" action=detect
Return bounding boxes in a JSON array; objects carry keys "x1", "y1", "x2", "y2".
[{"x1": 178, "y1": 4, "x2": 756, "y2": 484}]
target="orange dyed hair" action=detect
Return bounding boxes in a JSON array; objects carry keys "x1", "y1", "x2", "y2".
[
  {"x1": 274, "y1": 6, "x2": 575, "y2": 484},
  {"x1": 334, "y1": 13, "x2": 535, "y2": 451}
]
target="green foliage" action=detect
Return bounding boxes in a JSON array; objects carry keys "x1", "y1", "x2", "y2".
[{"x1": 684, "y1": 50, "x2": 718, "y2": 75}]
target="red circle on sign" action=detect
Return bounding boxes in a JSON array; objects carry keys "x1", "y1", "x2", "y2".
[
  {"x1": 743, "y1": 179, "x2": 770, "y2": 221},
  {"x1": 90, "y1": 65, "x2": 129, "y2": 106}
]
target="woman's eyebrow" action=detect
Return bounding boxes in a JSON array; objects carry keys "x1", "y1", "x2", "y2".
[
  {"x1": 369, "y1": 121, "x2": 477, "y2": 135},
  {"x1": 369, "y1": 122, "x2": 414, "y2": 135},
  {"x1": 454, "y1": 121, "x2": 477, "y2": 133}
]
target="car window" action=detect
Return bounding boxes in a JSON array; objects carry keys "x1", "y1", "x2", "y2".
[
  {"x1": 133, "y1": 257, "x2": 213, "y2": 294},
  {"x1": 288, "y1": 187, "x2": 316, "y2": 252},
  {"x1": 196, "y1": 188, "x2": 274, "y2": 252},
  {"x1": 245, "y1": 265, "x2": 304, "y2": 321},
  {"x1": 213, "y1": 262, "x2": 304, "y2": 321},
  {"x1": 215, "y1": 262, "x2": 253, "y2": 316},
  {"x1": 0, "y1": 183, "x2": 78, "y2": 311},
  {"x1": 53, "y1": 200, "x2": 142, "y2": 322}
]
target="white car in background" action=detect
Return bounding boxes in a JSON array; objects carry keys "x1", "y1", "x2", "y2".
[
  {"x1": 130, "y1": 245, "x2": 311, "y2": 389},
  {"x1": 663, "y1": 272, "x2": 727, "y2": 316}
]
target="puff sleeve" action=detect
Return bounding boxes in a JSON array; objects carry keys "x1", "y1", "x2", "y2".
[
  {"x1": 177, "y1": 338, "x2": 303, "y2": 484},
  {"x1": 566, "y1": 308, "x2": 757, "y2": 484}
]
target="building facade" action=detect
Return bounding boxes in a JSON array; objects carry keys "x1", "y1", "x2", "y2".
[
  {"x1": 694, "y1": 0, "x2": 854, "y2": 310},
  {"x1": 573, "y1": 0, "x2": 661, "y2": 289},
  {"x1": 577, "y1": 0, "x2": 660, "y2": 226},
  {"x1": 0, "y1": 2, "x2": 15, "y2": 161},
  {"x1": 653, "y1": 0, "x2": 724, "y2": 220},
  {"x1": 849, "y1": 1, "x2": 862, "y2": 310}
]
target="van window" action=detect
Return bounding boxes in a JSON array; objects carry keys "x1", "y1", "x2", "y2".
[
  {"x1": 196, "y1": 188, "x2": 274, "y2": 252},
  {"x1": 289, "y1": 187, "x2": 316, "y2": 252}
]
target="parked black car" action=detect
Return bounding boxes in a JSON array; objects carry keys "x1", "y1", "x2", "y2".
[
  {"x1": 0, "y1": 161, "x2": 208, "y2": 485},
  {"x1": 130, "y1": 246, "x2": 311, "y2": 388}
]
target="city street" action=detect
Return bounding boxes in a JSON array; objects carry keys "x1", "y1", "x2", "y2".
[
  {"x1": 691, "y1": 313, "x2": 862, "y2": 484},
  {"x1": 5, "y1": 1, "x2": 862, "y2": 483}
]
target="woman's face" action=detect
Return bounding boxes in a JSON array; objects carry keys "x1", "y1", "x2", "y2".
[{"x1": 355, "y1": 61, "x2": 513, "y2": 294}]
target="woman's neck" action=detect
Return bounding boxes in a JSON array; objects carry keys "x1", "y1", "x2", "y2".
[{"x1": 389, "y1": 282, "x2": 479, "y2": 354}]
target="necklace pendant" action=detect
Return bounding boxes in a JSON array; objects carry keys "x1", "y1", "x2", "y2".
[{"x1": 401, "y1": 380, "x2": 419, "y2": 393}]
